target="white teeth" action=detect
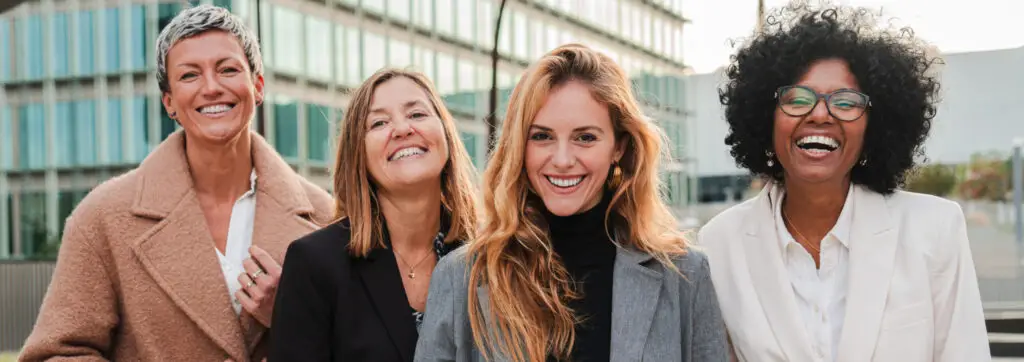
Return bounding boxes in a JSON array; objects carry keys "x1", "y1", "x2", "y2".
[
  {"x1": 796, "y1": 135, "x2": 840, "y2": 150},
  {"x1": 390, "y1": 147, "x2": 425, "y2": 161},
  {"x1": 546, "y1": 176, "x2": 584, "y2": 188},
  {"x1": 199, "y1": 104, "x2": 233, "y2": 114}
]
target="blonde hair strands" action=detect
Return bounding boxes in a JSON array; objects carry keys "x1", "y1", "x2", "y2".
[
  {"x1": 330, "y1": 68, "x2": 479, "y2": 257},
  {"x1": 466, "y1": 44, "x2": 689, "y2": 361}
]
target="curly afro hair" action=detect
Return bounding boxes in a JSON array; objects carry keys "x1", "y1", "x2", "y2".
[{"x1": 718, "y1": 1, "x2": 941, "y2": 195}]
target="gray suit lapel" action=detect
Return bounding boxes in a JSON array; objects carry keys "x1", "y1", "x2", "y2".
[{"x1": 610, "y1": 247, "x2": 664, "y2": 362}]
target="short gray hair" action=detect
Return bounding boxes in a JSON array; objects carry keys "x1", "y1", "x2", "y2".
[{"x1": 156, "y1": 4, "x2": 263, "y2": 93}]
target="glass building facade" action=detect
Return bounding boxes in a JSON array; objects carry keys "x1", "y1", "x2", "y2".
[{"x1": 0, "y1": 0, "x2": 693, "y2": 260}]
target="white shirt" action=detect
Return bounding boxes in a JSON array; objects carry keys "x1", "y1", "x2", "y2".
[
  {"x1": 772, "y1": 186, "x2": 852, "y2": 362},
  {"x1": 217, "y1": 169, "x2": 258, "y2": 315}
]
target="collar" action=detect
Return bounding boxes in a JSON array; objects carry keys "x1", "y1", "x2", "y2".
[{"x1": 771, "y1": 183, "x2": 854, "y2": 254}]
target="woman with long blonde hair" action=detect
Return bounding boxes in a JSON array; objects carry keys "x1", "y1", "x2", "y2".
[
  {"x1": 270, "y1": 68, "x2": 479, "y2": 361},
  {"x1": 415, "y1": 44, "x2": 727, "y2": 361}
]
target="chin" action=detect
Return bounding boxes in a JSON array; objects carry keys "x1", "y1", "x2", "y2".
[{"x1": 540, "y1": 197, "x2": 587, "y2": 217}]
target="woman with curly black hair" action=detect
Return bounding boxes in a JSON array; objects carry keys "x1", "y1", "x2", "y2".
[{"x1": 698, "y1": 3, "x2": 990, "y2": 362}]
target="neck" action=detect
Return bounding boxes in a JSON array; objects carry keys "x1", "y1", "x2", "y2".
[
  {"x1": 781, "y1": 178, "x2": 850, "y2": 239},
  {"x1": 185, "y1": 131, "x2": 254, "y2": 203},
  {"x1": 379, "y1": 184, "x2": 443, "y2": 252}
]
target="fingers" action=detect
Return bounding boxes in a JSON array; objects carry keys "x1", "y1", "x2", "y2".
[
  {"x1": 237, "y1": 271, "x2": 266, "y2": 304},
  {"x1": 235, "y1": 288, "x2": 259, "y2": 316},
  {"x1": 249, "y1": 246, "x2": 282, "y2": 277},
  {"x1": 242, "y1": 258, "x2": 272, "y2": 288}
]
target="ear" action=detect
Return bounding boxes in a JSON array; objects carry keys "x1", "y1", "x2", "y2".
[
  {"x1": 161, "y1": 92, "x2": 175, "y2": 119},
  {"x1": 253, "y1": 73, "x2": 265, "y2": 106},
  {"x1": 613, "y1": 136, "x2": 627, "y2": 164}
]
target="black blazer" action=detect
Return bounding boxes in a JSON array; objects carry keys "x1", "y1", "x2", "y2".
[{"x1": 269, "y1": 219, "x2": 428, "y2": 361}]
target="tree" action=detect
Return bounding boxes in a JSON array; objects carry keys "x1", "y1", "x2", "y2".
[
  {"x1": 905, "y1": 163, "x2": 956, "y2": 197},
  {"x1": 956, "y1": 152, "x2": 1010, "y2": 201}
]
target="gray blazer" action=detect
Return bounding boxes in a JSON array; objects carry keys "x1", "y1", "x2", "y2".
[{"x1": 414, "y1": 245, "x2": 729, "y2": 362}]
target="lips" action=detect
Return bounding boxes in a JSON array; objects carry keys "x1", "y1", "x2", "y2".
[
  {"x1": 795, "y1": 135, "x2": 840, "y2": 154},
  {"x1": 197, "y1": 103, "x2": 235, "y2": 115},
  {"x1": 388, "y1": 146, "x2": 428, "y2": 161},
  {"x1": 546, "y1": 175, "x2": 585, "y2": 188}
]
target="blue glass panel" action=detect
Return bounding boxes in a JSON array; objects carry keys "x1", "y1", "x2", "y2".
[
  {"x1": 54, "y1": 102, "x2": 74, "y2": 167},
  {"x1": 24, "y1": 16, "x2": 44, "y2": 80},
  {"x1": 0, "y1": 19, "x2": 10, "y2": 82},
  {"x1": 213, "y1": 0, "x2": 232, "y2": 11},
  {"x1": 306, "y1": 104, "x2": 330, "y2": 163},
  {"x1": 17, "y1": 104, "x2": 46, "y2": 169},
  {"x1": 0, "y1": 107, "x2": 12, "y2": 169},
  {"x1": 130, "y1": 5, "x2": 145, "y2": 71},
  {"x1": 107, "y1": 99, "x2": 123, "y2": 164},
  {"x1": 459, "y1": 131, "x2": 480, "y2": 167},
  {"x1": 52, "y1": 12, "x2": 69, "y2": 78},
  {"x1": 75, "y1": 101, "x2": 97, "y2": 165},
  {"x1": 104, "y1": 8, "x2": 120, "y2": 73},
  {"x1": 273, "y1": 100, "x2": 299, "y2": 159},
  {"x1": 77, "y1": 10, "x2": 95, "y2": 76},
  {"x1": 131, "y1": 96, "x2": 149, "y2": 161}
]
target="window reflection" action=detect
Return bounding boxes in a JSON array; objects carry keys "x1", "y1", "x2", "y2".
[
  {"x1": 0, "y1": 19, "x2": 9, "y2": 82},
  {"x1": 512, "y1": 12, "x2": 527, "y2": 60},
  {"x1": 435, "y1": 53, "x2": 454, "y2": 96},
  {"x1": 435, "y1": 0, "x2": 453, "y2": 35},
  {"x1": 455, "y1": 0, "x2": 474, "y2": 43},
  {"x1": 389, "y1": 39, "x2": 411, "y2": 68},
  {"x1": 23, "y1": 15, "x2": 43, "y2": 80},
  {"x1": 273, "y1": 6, "x2": 303, "y2": 74},
  {"x1": 106, "y1": 99, "x2": 123, "y2": 164},
  {"x1": 53, "y1": 13, "x2": 69, "y2": 78},
  {"x1": 306, "y1": 103, "x2": 331, "y2": 163},
  {"x1": 103, "y1": 8, "x2": 120, "y2": 74},
  {"x1": 387, "y1": 0, "x2": 410, "y2": 23},
  {"x1": 130, "y1": 5, "x2": 146, "y2": 71},
  {"x1": 412, "y1": 0, "x2": 433, "y2": 31},
  {"x1": 345, "y1": 28, "x2": 360, "y2": 85},
  {"x1": 306, "y1": 17, "x2": 332, "y2": 81},
  {"x1": 18, "y1": 104, "x2": 45, "y2": 169},
  {"x1": 1, "y1": 108, "x2": 12, "y2": 169},
  {"x1": 362, "y1": 31, "x2": 385, "y2": 79},
  {"x1": 274, "y1": 98, "x2": 299, "y2": 160}
]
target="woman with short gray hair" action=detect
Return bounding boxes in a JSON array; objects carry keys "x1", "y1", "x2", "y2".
[{"x1": 20, "y1": 5, "x2": 333, "y2": 361}]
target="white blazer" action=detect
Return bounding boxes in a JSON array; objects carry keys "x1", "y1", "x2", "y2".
[{"x1": 698, "y1": 182, "x2": 991, "y2": 362}]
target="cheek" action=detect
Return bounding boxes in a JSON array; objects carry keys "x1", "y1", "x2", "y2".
[{"x1": 523, "y1": 144, "x2": 546, "y2": 178}]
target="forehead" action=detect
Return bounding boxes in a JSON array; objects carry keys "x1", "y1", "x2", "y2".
[
  {"x1": 795, "y1": 58, "x2": 860, "y2": 92},
  {"x1": 532, "y1": 81, "x2": 612, "y2": 130},
  {"x1": 167, "y1": 30, "x2": 247, "y2": 66},
  {"x1": 370, "y1": 76, "x2": 433, "y2": 109}
]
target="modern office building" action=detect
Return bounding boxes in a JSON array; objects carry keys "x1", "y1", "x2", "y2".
[{"x1": 0, "y1": 0, "x2": 692, "y2": 260}]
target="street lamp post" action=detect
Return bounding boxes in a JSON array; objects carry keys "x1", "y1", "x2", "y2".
[
  {"x1": 254, "y1": 0, "x2": 265, "y2": 135},
  {"x1": 486, "y1": 0, "x2": 509, "y2": 156},
  {"x1": 1013, "y1": 138, "x2": 1023, "y2": 263}
]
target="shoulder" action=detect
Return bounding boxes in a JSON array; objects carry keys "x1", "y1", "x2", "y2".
[
  {"x1": 884, "y1": 189, "x2": 964, "y2": 219},
  {"x1": 297, "y1": 178, "x2": 334, "y2": 219},
  {"x1": 697, "y1": 196, "x2": 760, "y2": 250},
  {"x1": 66, "y1": 169, "x2": 141, "y2": 231},
  {"x1": 670, "y1": 247, "x2": 711, "y2": 282},
  {"x1": 285, "y1": 219, "x2": 352, "y2": 268},
  {"x1": 433, "y1": 244, "x2": 472, "y2": 288}
]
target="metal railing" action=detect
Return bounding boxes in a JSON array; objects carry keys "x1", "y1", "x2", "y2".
[{"x1": 0, "y1": 261, "x2": 54, "y2": 352}]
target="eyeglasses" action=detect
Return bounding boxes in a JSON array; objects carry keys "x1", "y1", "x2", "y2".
[{"x1": 774, "y1": 85, "x2": 871, "y2": 122}]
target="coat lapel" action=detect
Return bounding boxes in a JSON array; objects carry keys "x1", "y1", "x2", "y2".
[
  {"x1": 836, "y1": 186, "x2": 898, "y2": 362},
  {"x1": 610, "y1": 247, "x2": 663, "y2": 362},
  {"x1": 127, "y1": 131, "x2": 247, "y2": 362},
  {"x1": 355, "y1": 247, "x2": 419, "y2": 361},
  {"x1": 744, "y1": 183, "x2": 816, "y2": 362}
]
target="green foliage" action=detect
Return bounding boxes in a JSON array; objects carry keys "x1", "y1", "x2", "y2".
[
  {"x1": 956, "y1": 152, "x2": 1010, "y2": 201},
  {"x1": 905, "y1": 163, "x2": 957, "y2": 197}
]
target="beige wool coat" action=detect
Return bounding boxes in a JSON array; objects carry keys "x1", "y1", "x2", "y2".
[{"x1": 19, "y1": 130, "x2": 334, "y2": 362}]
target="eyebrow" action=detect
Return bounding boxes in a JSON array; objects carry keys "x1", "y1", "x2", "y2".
[
  {"x1": 529, "y1": 124, "x2": 605, "y2": 134},
  {"x1": 174, "y1": 57, "x2": 239, "y2": 69},
  {"x1": 369, "y1": 99, "x2": 430, "y2": 114}
]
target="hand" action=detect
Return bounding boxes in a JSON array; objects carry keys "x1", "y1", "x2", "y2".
[{"x1": 235, "y1": 245, "x2": 282, "y2": 327}]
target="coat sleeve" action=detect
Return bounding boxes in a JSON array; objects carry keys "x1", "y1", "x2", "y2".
[
  {"x1": 687, "y1": 254, "x2": 730, "y2": 362},
  {"x1": 19, "y1": 214, "x2": 118, "y2": 362},
  {"x1": 413, "y1": 252, "x2": 462, "y2": 362},
  {"x1": 929, "y1": 203, "x2": 991, "y2": 361},
  {"x1": 268, "y1": 240, "x2": 334, "y2": 362}
]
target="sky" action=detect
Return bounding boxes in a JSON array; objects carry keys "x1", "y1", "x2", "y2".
[{"x1": 681, "y1": 0, "x2": 1024, "y2": 74}]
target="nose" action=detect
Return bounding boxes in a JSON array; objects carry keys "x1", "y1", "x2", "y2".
[
  {"x1": 391, "y1": 118, "x2": 414, "y2": 139},
  {"x1": 199, "y1": 72, "x2": 224, "y2": 98},
  {"x1": 806, "y1": 97, "x2": 835, "y2": 124},
  {"x1": 551, "y1": 141, "x2": 576, "y2": 169}
]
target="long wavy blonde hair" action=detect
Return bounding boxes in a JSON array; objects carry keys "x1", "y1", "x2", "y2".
[
  {"x1": 331, "y1": 68, "x2": 479, "y2": 257},
  {"x1": 466, "y1": 44, "x2": 689, "y2": 361}
]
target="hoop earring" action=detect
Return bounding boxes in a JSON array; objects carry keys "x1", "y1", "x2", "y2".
[{"x1": 607, "y1": 162, "x2": 623, "y2": 189}]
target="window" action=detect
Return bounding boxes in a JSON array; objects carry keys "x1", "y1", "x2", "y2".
[
  {"x1": 412, "y1": 0, "x2": 433, "y2": 31},
  {"x1": 130, "y1": 5, "x2": 146, "y2": 71},
  {"x1": 19, "y1": 192, "x2": 50, "y2": 259},
  {"x1": 345, "y1": 28, "x2": 360, "y2": 84},
  {"x1": 334, "y1": 25, "x2": 347, "y2": 86},
  {"x1": 306, "y1": 17, "x2": 332, "y2": 81},
  {"x1": 415, "y1": 46, "x2": 435, "y2": 82},
  {"x1": 512, "y1": 12, "x2": 527, "y2": 60},
  {"x1": 17, "y1": 104, "x2": 45, "y2": 169},
  {"x1": 387, "y1": 0, "x2": 410, "y2": 23},
  {"x1": 104, "y1": 8, "x2": 120, "y2": 73},
  {"x1": 546, "y1": 25, "x2": 560, "y2": 54},
  {"x1": 497, "y1": 7, "x2": 511, "y2": 56},
  {"x1": 22, "y1": 15, "x2": 44, "y2": 80},
  {"x1": 1, "y1": 107, "x2": 12, "y2": 169},
  {"x1": 57, "y1": 190, "x2": 89, "y2": 240},
  {"x1": 362, "y1": 31, "x2": 385, "y2": 79},
  {"x1": 363, "y1": 0, "x2": 385, "y2": 14},
  {"x1": 306, "y1": 103, "x2": 331, "y2": 163},
  {"x1": 0, "y1": 19, "x2": 9, "y2": 82},
  {"x1": 272, "y1": 7, "x2": 303, "y2": 74},
  {"x1": 131, "y1": 96, "x2": 149, "y2": 162},
  {"x1": 273, "y1": 98, "x2": 299, "y2": 159},
  {"x1": 459, "y1": 131, "x2": 480, "y2": 167},
  {"x1": 213, "y1": 0, "x2": 232, "y2": 10},
  {"x1": 435, "y1": 0, "x2": 453, "y2": 35},
  {"x1": 455, "y1": 0, "x2": 474, "y2": 43},
  {"x1": 107, "y1": 99, "x2": 124, "y2": 164},
  {"x1": 53, "y1": 12, "x2": 70, "y2": 78},
  {"x1": 389, "y1": 39, "x2": 411, "y2": 68},
  {"x1": 435, "y1": 53, "x2": 454, "y2": 96},
  {"x1": 531, "y1": 22, "x2": 545, "y2": 59},
  {"x1": 55, "y1": 102, "x2": 75, "y2": 167},
  {"x1": 75, "y1": 101, "x2": 97, "y2": 165},
  {"x1": 477, "y1": 0, "x2": 493, "y2": 49},
  {"x1": 75, "y1": 10, "x2": 95, "y2": 76}
]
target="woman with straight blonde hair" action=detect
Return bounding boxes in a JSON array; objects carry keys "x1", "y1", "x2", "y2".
[
  {"x1": 269, "y1": 68, "x2": 479, "y2": 361},
  {"x1": 415, "y1": 44, "x2": 728, "y2": 362}
]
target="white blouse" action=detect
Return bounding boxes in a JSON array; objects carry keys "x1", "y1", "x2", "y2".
[{"x1": 217, "y1": 169, "x2": 258, "y2": 315}]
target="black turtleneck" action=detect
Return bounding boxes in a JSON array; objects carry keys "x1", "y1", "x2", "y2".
[{"x1": 544, "y1": 193, "x2": 617, "y2": 362}]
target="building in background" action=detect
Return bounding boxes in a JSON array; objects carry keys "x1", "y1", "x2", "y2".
[{"x1": 0, "y1": 0, "x2": 692, "y2": 260}]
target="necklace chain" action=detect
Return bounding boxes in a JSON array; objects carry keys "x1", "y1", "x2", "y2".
[
  {"x1": 393, "y1": 247, "x2": 434, "y2": 279},
  {"x1": 782, "y1": 209, "x2": 821, "y2": 254}
]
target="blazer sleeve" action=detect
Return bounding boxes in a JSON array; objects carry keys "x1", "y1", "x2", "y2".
[
  {"x1": 929, "y1": 204, "x2": 991, "y2": 361},
  {"x1": 19, "y1": 216, "x2": 117, "y2": 362},
  {"x1": 268, "y1": 240, "x2": 334, "y2": 362},
  {"x1": 687, "y1": 255, "x2": 730, "y2": 362},
  {"x1": 413, "y1": 252, "x2": 461, "y2": 362}
]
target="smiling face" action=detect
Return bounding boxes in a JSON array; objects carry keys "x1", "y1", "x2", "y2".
[
  {"x1": 161, "y1": 30, "x2": 263, "y2": 145},
  {"x1": 363, "y1": 76, "x2": 450, "y2": 193},
  {"x1": 525, "y1": 80, "x2": 623, "y2": 217},
  {"x1": 773, "y1": 58, "x2": 868, "y2": 186}
]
